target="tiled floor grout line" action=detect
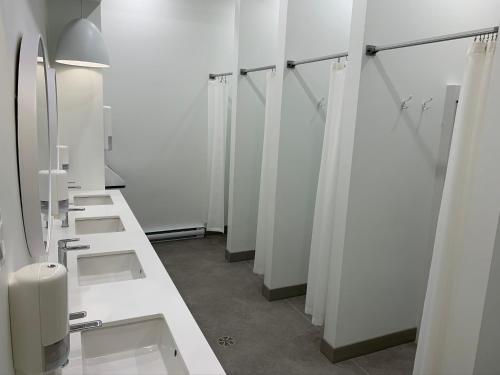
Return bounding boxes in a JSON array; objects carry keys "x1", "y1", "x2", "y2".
[
  {"x1": 352, "y1": 358, "x2": 371, "y2": 375},
  {"x1": 286, "y1": 299, "x2": 315, "y2": 325},
  {"x1": 227, "y1": 254, "x2": 316, "y2": 327}
]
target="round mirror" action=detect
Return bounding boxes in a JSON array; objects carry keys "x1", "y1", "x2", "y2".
[{"x1": 17, "y1": 35, "x2": 52, "y2": 257}]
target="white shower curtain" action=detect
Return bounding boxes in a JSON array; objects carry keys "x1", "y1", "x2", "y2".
[
  {"x1": 415, "y1": 40, "x2": 496, "y2": 373},
  {"x1": 207, "y1": 79, "x2": 228, "y2": 232},
  {"x1": 305, "y1": 62, "x2": 346, "y2": 326},
  {"x1": 254, "y1": 70, "x2": 278, "y2": 275}
]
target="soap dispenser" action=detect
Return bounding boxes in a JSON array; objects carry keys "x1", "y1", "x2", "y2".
[
  {"x1": 104, "y1": 106, "x2": 113, "y2": 151},
  {"x1": 39, "y1": 170, "x2": 69, "y2": 228},
  {"x1": 56, "y1": 145, "x2": 69, "y2": 171},
  {"x1": 9, "y1": 262, "x2": 69, "y2": 375}
]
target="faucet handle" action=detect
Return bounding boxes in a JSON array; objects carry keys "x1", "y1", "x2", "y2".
[
  {"x1": 58, "y1": 238, "x2": 81, "y2": 248},
  {"x1": 69, "y1": 311, "x2": 87, "y2": 320},
  {"x1": 69, "y1": 320, "x2": 102, "y2": 333},
  {"x1": 68, "y1": 207, "x2": 86, "y2": 212}
]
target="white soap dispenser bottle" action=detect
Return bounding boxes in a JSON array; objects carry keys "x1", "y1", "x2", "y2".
[{"x1": 9, "y1": 262, "x2": 69, "y2": 375}]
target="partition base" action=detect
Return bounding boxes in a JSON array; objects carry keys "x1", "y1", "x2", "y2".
[
  {"x1": 320, "y1": 328, "x2": 417, "y2": 363},
  {"x1": 225, "y1": 249, "x2": 255, "y2": 262},
  {"x1": 262, "y1": 283, "x2": 307, "y2": 301}
]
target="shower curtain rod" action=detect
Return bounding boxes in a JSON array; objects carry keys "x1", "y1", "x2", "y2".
[
  {"x1": 287, "y1": 51, "x2": 348, "y2": 68},
  {"x1": 240, "y1": 65, "x2": 276, "y2": 75},
  {"x1": 366, "y1": 25, "x2": 499, "y2": 55},
  {"x1": 209, "y1": 72, "x2": 233, "y2": 80}
]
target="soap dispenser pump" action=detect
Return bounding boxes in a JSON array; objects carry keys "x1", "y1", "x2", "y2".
[{"x1": 9, "y1": 262, "x2": 69, "y2": 375}]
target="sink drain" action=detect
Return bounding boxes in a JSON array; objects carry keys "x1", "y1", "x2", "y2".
[{"x1": 217, "y1": 336, "x2": 235, "y2": 347}]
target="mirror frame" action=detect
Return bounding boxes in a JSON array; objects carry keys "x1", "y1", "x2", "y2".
[
  {"x1": 47, "y1": 67, "x2": 59, "y2": 174},
  {"x1": 17, "y1": 34, "x2": 53, "y2": 257}
]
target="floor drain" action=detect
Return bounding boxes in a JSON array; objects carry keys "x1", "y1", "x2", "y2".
[{"x1": 217, "y1": 336, "x2": 235, "y2": 347}]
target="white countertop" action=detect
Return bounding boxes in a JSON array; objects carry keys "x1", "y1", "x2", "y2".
[{"x1": 47, "y1": 189, "x2": 225, "y2": 375}]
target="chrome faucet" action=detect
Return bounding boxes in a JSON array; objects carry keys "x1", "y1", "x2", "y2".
[
  {"x1": 68, "y1": 312, "x2": 103, "y2": 333},
  {"x1": 69, "y1": 311, "x2": 101, "y2": 331},
  {"x1": 58, "y1": 238, "x2": 90, "y2": 267},
  {"x1": 69, "y1": 320, "x2": 102, "y2": 333},
  {"x1": 68, "y1": 181, "x2": 81, "y2": 190},
  {"x1": 64, "y1": 317, "x2": 102, "y2": 368},
  {"x1": 61, "y1": 207, "x2": 85, "y2": 228},
  {"x1": 69, "y1": 311, "x2": 87, "y2": 320}
]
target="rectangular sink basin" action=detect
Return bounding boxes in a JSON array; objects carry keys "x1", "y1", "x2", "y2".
[
  {"x1": 77, "y1": 251, "x2": 145, "y2": 286},
  {"x1": 82, "y1": 316, "x2": 188, "y2": 375},
  {"x1": 73, "y1": 195, "x2": 113, "y2": 206},
  {"x1": 75, "y1": 216, "x2": 125, "y2": 235}
]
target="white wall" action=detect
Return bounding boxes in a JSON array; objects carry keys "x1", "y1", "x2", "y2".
[
  {"x1": 46, "y1": 0, "x2": 105, "y2": 190},
  {"x1": 265, "y1": 0, "x2": 352, "y2": 289},
  {"x1": 324, "y1": 0, "x2": 500, "y2": 349},
  {"x1": 100, "y1": 0, "x2": 234, "y2": 232},
  {"x1": 0, "y1": 1, "x2": 49, "y2": 373},
  {"x1": 226, "y1": 0, "x2": 279, "y2": 254}
]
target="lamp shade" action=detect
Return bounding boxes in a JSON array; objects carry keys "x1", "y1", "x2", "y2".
[{"x1": 55, "y1": 18, "x2": 110, "y2": 68}]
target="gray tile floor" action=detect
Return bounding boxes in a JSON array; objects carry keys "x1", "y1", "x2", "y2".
[{"x1": 153, "y1": 234, "x2": 417, "y2": 375}]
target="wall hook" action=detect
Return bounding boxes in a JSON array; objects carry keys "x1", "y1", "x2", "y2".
[
  {"x1": 422, "y1": 97, "x2": 433, "y2": 111},
  {"x1": 317, "y1": 97, "x2": 326, "y2": 110},
  {"x1": 401, "y1": 95, "x2": 413, "y2": 110}
]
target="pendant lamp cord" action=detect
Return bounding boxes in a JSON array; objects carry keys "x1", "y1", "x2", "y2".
[{"x1": 81, "y1": 0, "x2": 83, "y2": 18}]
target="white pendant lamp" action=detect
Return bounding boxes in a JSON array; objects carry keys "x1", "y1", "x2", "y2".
[{"x1": 55, "y1": 0, "x2": 110, "y2": 68}]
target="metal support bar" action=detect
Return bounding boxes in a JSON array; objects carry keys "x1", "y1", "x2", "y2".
[
  {"x1": 240, "y1": 65, "x2": 276, "y2": 75},
  {"x1": 287, "y1": 52, "x2": 348, "y2": 69},
  {"x1": 209, "y1": 72, "x2": 233, "y2": 80},
  {"x1": 366, "y1": 26, "x2": 499, "y2": 56}
]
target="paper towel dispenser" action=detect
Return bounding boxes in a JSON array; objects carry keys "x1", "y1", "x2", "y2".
[{"x1": 9, "y1": 262, "x2": 69, "y2": 375}]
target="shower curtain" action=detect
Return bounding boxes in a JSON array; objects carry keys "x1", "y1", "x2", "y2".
[
  {"x1": 207, "y1": 79, "x2": 228, "y2": 232},
  {"x1": 305, "y1": 62, "x2": 346, "y2": 326},
  {"x1": 254, "y1": 70, "x2": 278, "y2": 275},
  {"x1": 415, "y1": 39, "x2": 496, "y2": 373}
]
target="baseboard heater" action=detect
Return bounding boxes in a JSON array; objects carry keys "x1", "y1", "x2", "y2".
[{"x1": 146, "y1": 227, "x2": 206, "y2": 242}]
